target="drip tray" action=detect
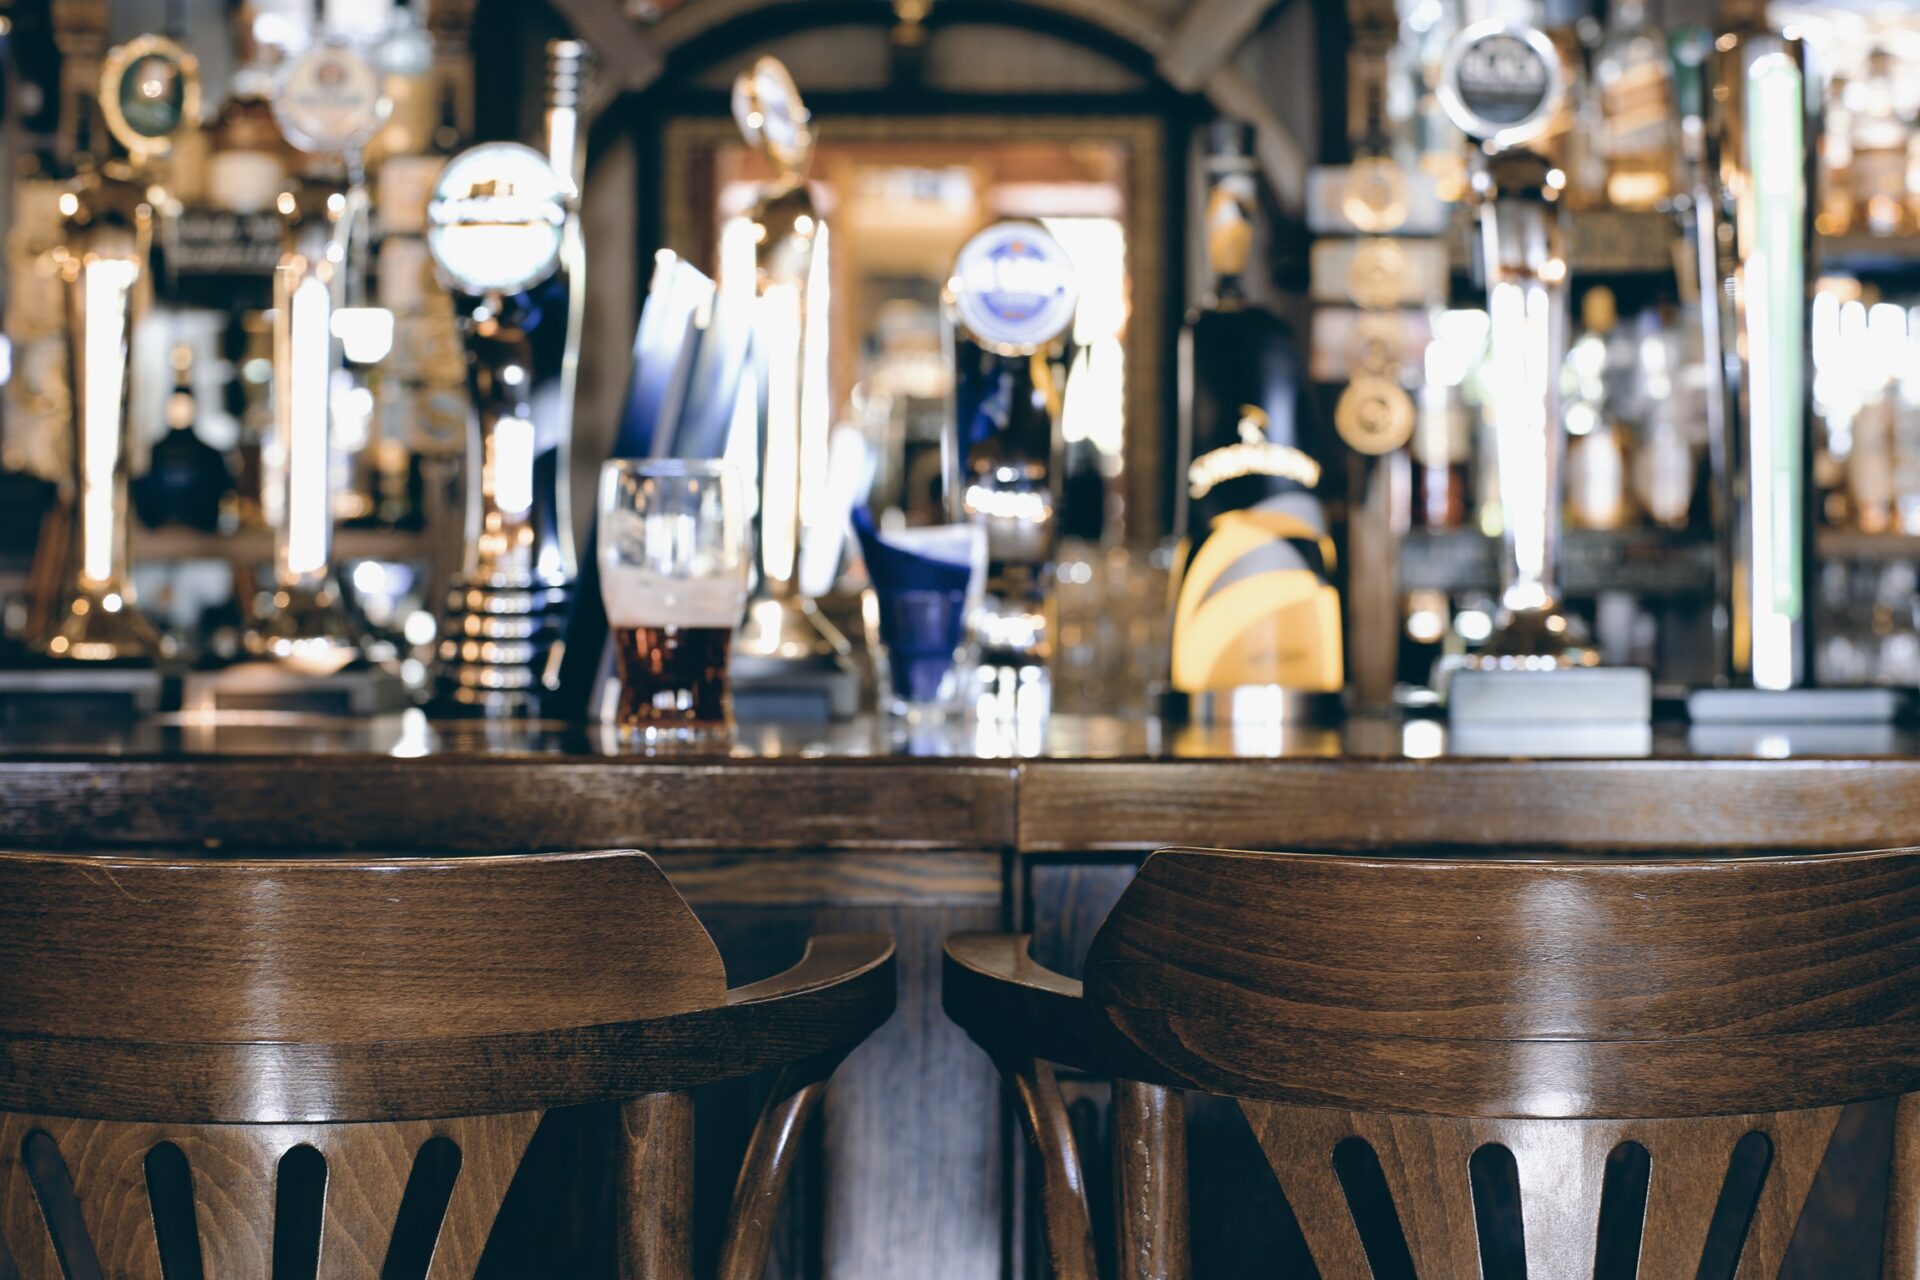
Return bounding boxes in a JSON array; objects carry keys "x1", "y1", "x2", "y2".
[
  {"x1": 0, "y1": 668, "x2": 173, "y2": 725},
  {"x1": 1448, "y1": 666, "x2": 1653, "y2": 725},
  {"x1": 1686, "y1": 687, "x2": 1904, "y2": 724},
  {"x1": 184, "y1": 664, "x2": 412, "y2": 718}
]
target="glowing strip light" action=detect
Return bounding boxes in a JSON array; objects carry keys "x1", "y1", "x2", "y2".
[
  {"x1": 759, "y1": 282, "x2": 803, "y2": 586},
  {"x1": 1487, "y1": 277, "x2": 1554, "y2": 612},
  {"x1": 799, "y1": 221, "x2": 832, "y2": 534},
  {"x1": 286, "y1": 275, "x2": 332, "y2": 578},
  {"x1": 491, "y1": 414, "x2": 536, "y2": 515},
  {"x1": 1746, "y1": 51, "x2": 1805, "y2": 692},
  {"x1": 80, "y1": 258, "x2": 139, "y2": 586}
]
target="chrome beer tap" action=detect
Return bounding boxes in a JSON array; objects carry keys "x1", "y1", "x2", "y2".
[
  {"x1": 28, "y1": 37, "x2": 199, "y2": 663},
  {"x1": 426, "y1": 141, "x2": 574, "y2": 713},
  {"x1": 725, "y1": 57, "x2": 856, "y2": 710},
  {"x1": 1701, "y1": 2, "x2": 1813, "y2": 693},
  {"x1": 245, "y1": 38, "x2": 391, "y2": 675},
  {"x1": 1439, "y1": 21, "x2": 1596, "y2": 669}
]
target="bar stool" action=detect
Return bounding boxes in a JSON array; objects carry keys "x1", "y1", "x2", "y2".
[
  {"x1": 0, "y1": 848, "x2": 893, "y2": 1279},
  {"x1": 945, "y1": 845, "x2": 1920, "y2": 1278}
]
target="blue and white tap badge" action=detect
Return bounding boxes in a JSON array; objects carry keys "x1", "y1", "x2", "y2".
[{"x1": 949, "y1": 221, "x2": 1080, "y2": 356}]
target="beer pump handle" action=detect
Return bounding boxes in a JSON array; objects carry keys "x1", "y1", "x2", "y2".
[
  {"x1": 1436, "y1": 20, "x2": 1591, "y2": 665},
  {"x1": 1701, "y1": 14, "x2": 1814, "y2": 691}
]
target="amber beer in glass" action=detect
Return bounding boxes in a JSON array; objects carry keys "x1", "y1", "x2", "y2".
[{"x1": 598, "y1": 459, "x2": 749, "y2": 740}]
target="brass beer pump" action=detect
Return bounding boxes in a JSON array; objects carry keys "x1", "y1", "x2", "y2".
[{"x1": 28, "y1": 37, "x2": 199, "y2": 663}]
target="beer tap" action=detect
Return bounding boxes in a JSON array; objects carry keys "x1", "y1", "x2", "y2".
[
  {"x1": 1439, "y1": 21, "x2": 1596, "y2": 670},
  {"x1": 426, "y1": 141, "x2": 573, "y2": 714},
  {"x1": 244, "y1": 38, "x2": 391, "y2": 676},
  {"x1": 725, "y1": 57, "x2": 857, "y2": 714},
  {"x1": 28, "y1": 37, "x2": 199, "y2": 663},
  {"x1": 1701, "y1": 1, "x2": 1812, "y2": 696}
]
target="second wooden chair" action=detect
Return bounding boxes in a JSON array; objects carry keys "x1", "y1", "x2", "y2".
[{"x1": 946, "y1": 844, "x2": 1920, "y2": 1278}]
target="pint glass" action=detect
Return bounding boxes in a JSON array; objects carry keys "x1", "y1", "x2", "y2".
[{"x1": 598, "y1": 459, "x2": 749, "y2": 740}]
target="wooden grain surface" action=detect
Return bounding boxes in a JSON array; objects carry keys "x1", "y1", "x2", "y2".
[
  {"x1": 952, "y1": 845, "x2": 1916, "y2": 1277},
  {"x1": 953, "y1": 848, "x2": 1920, "y2": 1118},
  {"x1": 8, "y1": 752, "x2": 1920, "y2": 855},
  {"x1": 0, "y1": 850, "x2": 726, "y2": 1043},
  {"x1": 0, "y1": 1111, "x2": 541, "y2": 1280},
  {"x1": 1019, "y1": 758, "x2": 1920, "y2": 852},
  {"x1": 0, "y1": 759, "x2": 1016, "y2": 853}
]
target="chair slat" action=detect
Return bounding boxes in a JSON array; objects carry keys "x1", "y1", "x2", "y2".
[
  {"x1": 0, "y1": 1115, "x2": 76, "y2": 1280},
  {"x1": 422, "y1": 1113, "x2": 541, "y2": 1280},
  {"x1": 1238, "y1": 1104, "x2": 1375, "y2": 1280},
  {"x1": 1733, "y1": 1107, "x2": 1844, "y2": 1280}
]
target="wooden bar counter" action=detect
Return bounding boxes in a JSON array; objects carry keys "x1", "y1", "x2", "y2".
[{"x1": 3, "y1": 711, "x2": 1916, "y2": 1277}]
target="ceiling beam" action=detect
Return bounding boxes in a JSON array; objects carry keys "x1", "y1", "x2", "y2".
[
  {"x1": 1157, "y1": 0, "x2": 1282, "y2": 92},
  {"x1": 1203, "y1": 65, "x2": 1308, "y2": 213},
  {"x1": 547, "y1": 0, "x2": 666, "y2": 90}
]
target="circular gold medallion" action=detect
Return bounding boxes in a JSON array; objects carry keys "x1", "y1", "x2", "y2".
[
  {"x1": 1347, "y1": 237, "x2": 1406, "y2": 310},
  {"x1": 99, "y1": 36, "x2": 201, "y2": 160},
  {"x1": 1341, "y1": 157, "x2": 1410, "y2": 234},
  {"x1": 1336, "y1": 376, "x2": 1416, "y2": 455}
]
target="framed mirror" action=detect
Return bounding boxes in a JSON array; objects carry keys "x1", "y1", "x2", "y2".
[{"x1": 660, "y1": 112, "x2": 1170, "y2": 538}]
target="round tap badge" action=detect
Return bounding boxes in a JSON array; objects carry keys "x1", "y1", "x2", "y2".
[
  {"x1": 948, "y1": 221, "x2": 1080, "y2": 356},
  {"x1": 99, "y1": 36, "x2": 201, "y2": 158},
  {"x1": 1436, "y1": 20, "x2": 1564, "y2": 151},
  {"x1": 732, "y1": 57, "x2": 812, "y2": 177},
  {"x1": 273, "y1": 39, "x2": 390, "y2": 157},
  {"x1": 426, "y1": 143, "x2": 568, "y2": 296},
  {"x1": 1335, "y1": 376, "x2": 1416, "y2": 456}
]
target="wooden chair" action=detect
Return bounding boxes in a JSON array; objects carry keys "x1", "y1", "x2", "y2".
[
  {"x1": 0, "y1": 848, "x2": 894, "y2": 1279},
  {"x1": 945, "y1": 845, "x2": 1920, "y2": 1278}
]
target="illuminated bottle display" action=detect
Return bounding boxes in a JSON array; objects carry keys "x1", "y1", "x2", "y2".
[
  {"x1": 1169, "y1": 122, "x2": 1342, "y2": 700},
  {"x1": 945, "y1": 220, "x2": 1079, "y2": 679}
]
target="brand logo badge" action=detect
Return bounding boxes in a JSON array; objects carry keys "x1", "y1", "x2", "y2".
[{"x1": 950, "y1": 222, "x2": 1079, "y2": 355}]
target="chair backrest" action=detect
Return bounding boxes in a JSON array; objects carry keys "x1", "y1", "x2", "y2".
[
  {"x1": 1076, "y1": 845, "x2": 1920, "y2": 1278},
  {"x1": 0, "y1": 849, "x2": 889, "y2": 1280}
]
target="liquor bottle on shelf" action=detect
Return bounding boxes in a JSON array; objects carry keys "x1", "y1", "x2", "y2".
[
  {"x1": 1411, "y1": 382, "x2": 1471, "y2": 530},
  {"x1": 132, "y1": 344, "x2": 232, "y2": 533},
  {"x1": 206, "y1": 10, "x2": 289, "y2": 215},
  {"x1": 1168, "y1": 120, "x2": 1342, "y2": 713},
  {"x1": 1819, "y1": 71, "x2": 1856, "y2": 238},
  {"x1": 1563, "y1": 287, "x2": 1631, "y2": 532},
  {"x1": 1562, "y1": 14, "x2": 1610, "y2": 212},
  {"x1": 1595, "y1": 0, "x2": 1676, "y2": 210},
  {"x1": 1849, "y1": 49, "x2": 1913, "y2": 239}
]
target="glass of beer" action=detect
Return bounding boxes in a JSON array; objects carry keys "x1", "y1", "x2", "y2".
[{"x1": 598, "y1": 459, "x2": 749, "y2": 742}]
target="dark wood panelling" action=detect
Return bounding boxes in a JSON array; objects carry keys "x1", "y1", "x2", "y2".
[
  {"x1": 1020, "y1": 759, "x2": 1920, "y2": 853},
  {"x1": 664, "y1": 851, "x2": 1008, "y2": 1280}
]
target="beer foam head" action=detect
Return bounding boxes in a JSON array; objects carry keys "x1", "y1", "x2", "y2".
[{"x1": 599, "y1": 564, "x2": 746, "y2": 630}]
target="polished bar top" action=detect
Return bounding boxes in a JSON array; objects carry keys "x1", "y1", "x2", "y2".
[{"x1": 2, "y1": 711, "x2": 1919, "y2": 854}]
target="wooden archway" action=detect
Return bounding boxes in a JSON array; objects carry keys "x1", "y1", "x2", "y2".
[{"x1": 545, "y1": 0, "x2": 1310, "y2": 207}]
